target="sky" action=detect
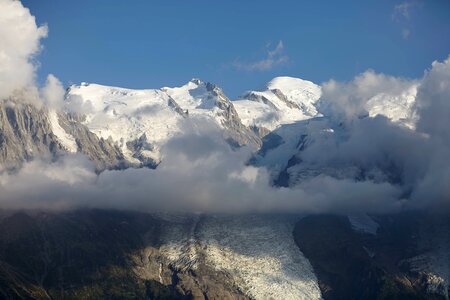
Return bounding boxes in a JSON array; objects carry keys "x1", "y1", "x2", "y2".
[
  {"x1": 1, "y1": 0, "x2": 450, "y2": 214},
  {"x1": 23, "y1": 0, "x2": 450, "y2": 98}
]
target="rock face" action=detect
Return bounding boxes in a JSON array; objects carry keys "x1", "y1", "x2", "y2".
[
  {"x1": 201, "y1": 81, "x2": 262, "y2": 147},
  {"x1": 55, "y1": 112, "x2": 125, "y2": 170},
  {"x1": 0, "y1": 210, "x2": 166, "y2": 299},
  {"x1": 0, "y1": 99, "x2": 124, "y2": 171},
  {"x1": 0, "y1": 99, "x2": 64, "y2": 170},
  {"x1": 294, "y1": 213, "x2": 450, "y2": 300}
]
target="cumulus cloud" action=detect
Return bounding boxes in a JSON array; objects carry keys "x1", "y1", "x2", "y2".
[
  {"x1": 415, "y1": 56, "x2": 450, "y2": 142},
  {"x1": 319, "y1": 70, "x2": 417, "y2": 123},
  {"x1": 0, "y1": 0, "x2": 66, "y2": 111},
  {"x1": 233, "y1": 41, "x2": 288, "y2": 71},
  {"x1": 296, "y1": 56, "x2": 450, "y2": 213},
  {"x1": 0, "y1": 0, "x2": 47, "y2": 99},
  {"x1": 408, "y1": 56, "x2": 450, "y2": 210}
]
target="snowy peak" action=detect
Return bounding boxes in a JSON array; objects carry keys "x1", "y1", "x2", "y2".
[
  {"x1": 233, "y1": 76, "x2": 322, "y2": 131},
  {"x1": 261, "y1": 76, "x2": 322, "y2": 116},
  {"x1": 67, "y1": 83, "x2": 172, "y2": 113},
  {"x1": 163, "y1": 78, "x2": 231, "y2": 112},
  {"x1": 266, "y1": 76, "x2": 322, "y2": 104}
]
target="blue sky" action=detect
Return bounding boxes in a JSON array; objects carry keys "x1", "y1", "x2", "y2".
[{"x1": 24, "y1": 0, "x2": 450, "y2": 98}]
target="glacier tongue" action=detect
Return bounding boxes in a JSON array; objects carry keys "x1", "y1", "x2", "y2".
[
  {"x1": 146, "y1": 214, "x2": 322, "y2": 300},
  {"x1": 198, "y1": 215, "x2": 322, "y2": 300}
]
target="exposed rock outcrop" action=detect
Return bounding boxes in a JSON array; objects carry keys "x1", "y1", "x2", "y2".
[{"x1": 0, "y1": 98, "x2": 125, "y2": 171}]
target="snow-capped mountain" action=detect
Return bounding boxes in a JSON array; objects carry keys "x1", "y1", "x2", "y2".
[
  {"x1": 1, "y1": 75, "x2": 449, "y2": 300},
  {"x1": 0, "y1": 75, "x2": 419, "y2": 176},
  {"x1": 246, "y1": 77, "x2": 420, "y2": 187},
  {"x1": 66, "y1": 79, "x2": 260, "y2": 166}
]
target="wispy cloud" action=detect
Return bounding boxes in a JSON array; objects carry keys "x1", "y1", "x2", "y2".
[
  {"x1": 392, "y1": 1, "x2": 422, "y2": 39},
  {"x1": 233, "y1": 41, "x2": 288, "y2": 71},
  {"x1": 393, "y1": 1, "x2": 417, "y2": 19}
]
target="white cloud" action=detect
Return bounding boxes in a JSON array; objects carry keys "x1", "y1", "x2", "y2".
[
  {"x1": 0, "y1": 133, "x2": 403, "y2": 214},
  {"x1": 233, "y1": 41, "x2": 288, "y2": 71},
  {"x1": 319, "y1": 69, "x2": 417, "y2": 122},
  {"x1": 41, "y1": 74, "x2": 65, "y2": 109},
  {"x1": 415, "y1": 55, "x2": 450, "y2": 142},
  {"x1": 0, "y1": 0, "x2": 47, "y2": 99}
]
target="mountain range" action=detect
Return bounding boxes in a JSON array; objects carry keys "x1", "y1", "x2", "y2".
[
  {"x1": 0, "y1": 76, "x2": 448, "y2": 300},
  {"x1": 0, "y1": 76, "x2": 417, "y2": 174}
]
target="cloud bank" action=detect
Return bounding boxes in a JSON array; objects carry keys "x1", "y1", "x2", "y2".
[{"x1": 0, "y1": 130, "x2": 404, "y2": 214}]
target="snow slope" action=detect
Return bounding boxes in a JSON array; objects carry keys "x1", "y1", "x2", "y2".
[
  {"x1": 67, "y1": 82, "x2": 181, "y2": 163},
  {"x1": 366, "y1": 84, "x2": 418, "y2": 128},
  {"x1": 48, "y1": 109, "x2": 78, "y2": 153}
]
